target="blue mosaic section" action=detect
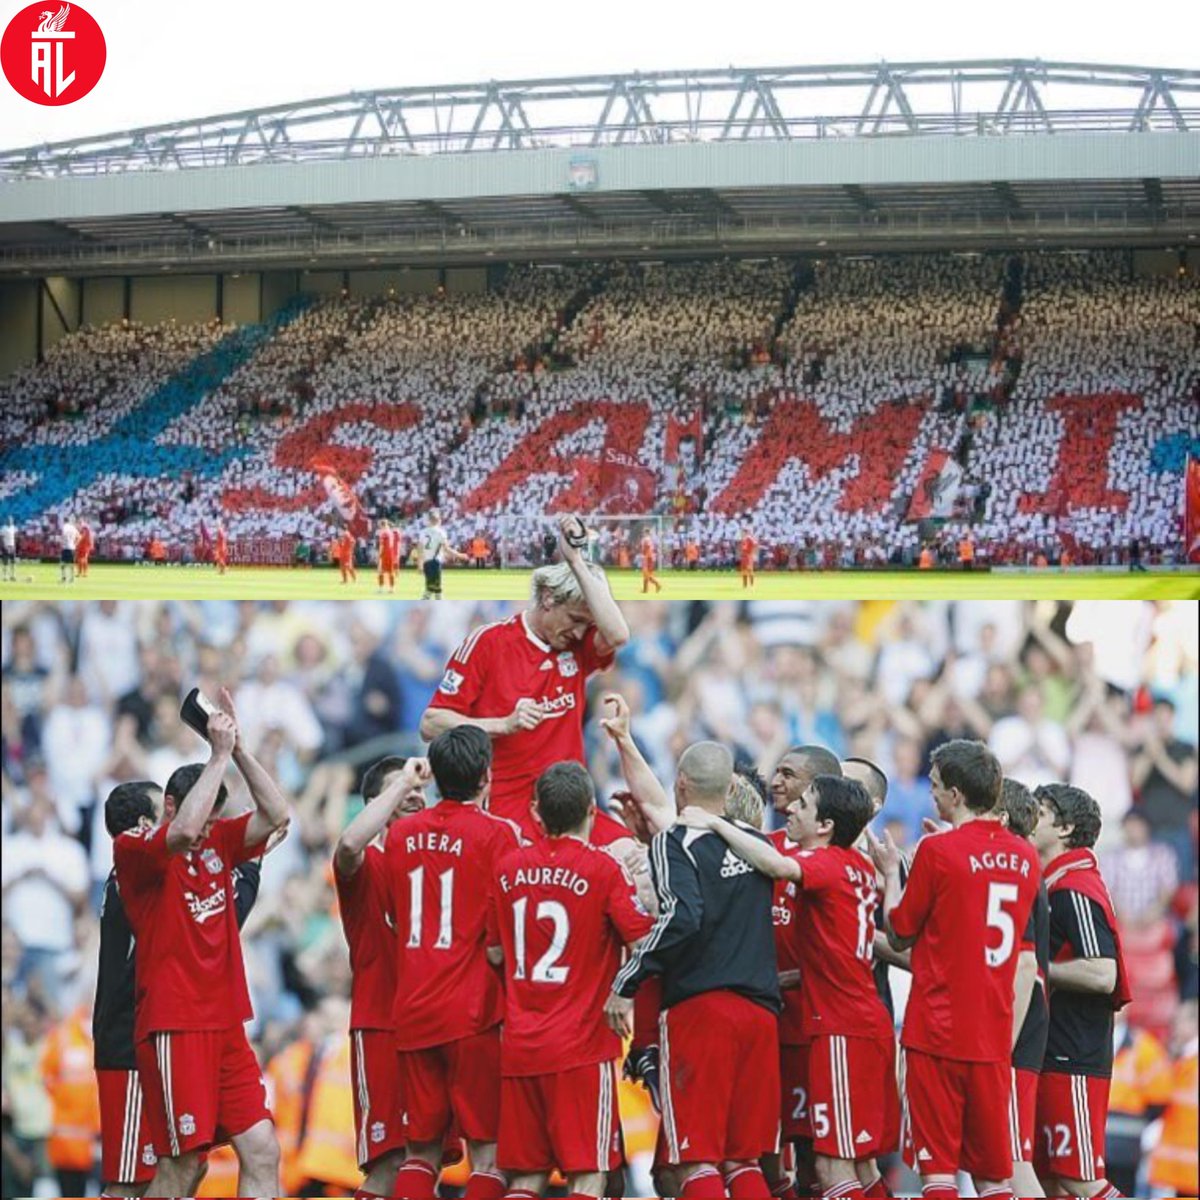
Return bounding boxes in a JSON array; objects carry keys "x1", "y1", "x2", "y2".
[{"x1": 0, "y1": 297, "x2": 311, "y2": 521}]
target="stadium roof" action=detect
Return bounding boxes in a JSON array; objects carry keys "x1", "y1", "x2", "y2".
[{"x1": 1, "y1": 61, "x2": 1197, "y2": 275}]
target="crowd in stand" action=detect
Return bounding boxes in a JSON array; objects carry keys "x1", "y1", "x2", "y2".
[
  {"x1": 1, "y1": 252, "x2": 1196, "y2": 566},
  {"x1": 1, "y1": 598, "x2": 1196, "y2": 1195}
]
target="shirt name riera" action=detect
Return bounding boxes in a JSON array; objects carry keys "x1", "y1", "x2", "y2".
[
  {"x1": 499, "y1": 866, "x2": 591, "y2": 896},
  {"x1": 968, "y1": 850, "x2": 1031, "y2": 876},
  {"x1": 405, "y1": 832, "x2": 464, "y2": 856}
]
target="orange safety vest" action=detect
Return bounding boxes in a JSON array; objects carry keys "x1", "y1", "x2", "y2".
[
  {"x1": 918, "y1": 548, "x2": 934, "y2": 569},
  {"x1": 295, "y1": 1038, "x2": 359, "y2": 1192},
  {"x1": 196, "y1": 1143, "x2": 240, "y2": 1198},
  {"x1": 1109, "y1": 1028, "x2": 1173, "y2": 1116},
  {"x1": 1147, "y1": 1046, "x2": 1198, "y2": 1193},
  {"x1": 958, "y1": 539, "x2": 974, "y2": 563},
  {"x1": 267, "y1": 1038, "x2": 315, "y2": 1196},
  {"x1": 40, "y1": 1008, "x2": 100, "y2": 1171},
  {"x1": 471, "y1": 537, "x2": 487, "y2": 559},
  {"x1": 685, "y1": 542, "x2": 699, "y2": 563}
]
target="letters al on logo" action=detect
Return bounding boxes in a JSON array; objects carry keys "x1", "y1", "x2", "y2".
[{"x1": 1, "y1": 1, "x2": 106, "y2": 106}]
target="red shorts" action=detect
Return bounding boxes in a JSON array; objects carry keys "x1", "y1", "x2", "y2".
[
  {"x1": 380, "y1": 556, "x2": 396, "y2": 573},
  {"x1": 98, "y1": 1068, "x2": 158, "y2": 1185},
  {"x1": 351, "y1": 1028, "x2": 406, "y2": 1170},
  {"x1": 1010, "y1": 1067, "x2": 1039, "y2": 1164},
  {"x1": 397, "y1": 1026, "x2": 501, "y2": 1144},
  {"x1": 659, "y1": 991, "x2": 780, "y2": 1165},
  {"x1": 780, "y1": 1041, "x2": 812, "y2": 1140},
  {"x1": 1034, "y1": 1071, "x2": 1110, "y2": 1183},
  {"x1": 902, "y1": 1048, "x2": 1010, "y2": 1180},
  {"x1": 136, "y1": 1028, "x2": 271, "y2": 1159},
  {"x1": 498, "y1": 1060, "x2": 622, "y2": 1174},
  {"x1": 808, "y1": 1034, "x2": 899, "y2": 1162}
]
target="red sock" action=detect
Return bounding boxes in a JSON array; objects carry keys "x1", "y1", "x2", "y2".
[
  {"x1": 634, "y1": 975, "x2": 663, "y2": 1046},
  {"x1": 504, "y1": 1192, "x2": 539, "y2": 1200},
  {"x1": 823, "y1": 1183, "x2": 865, "y2": 1200},
  {"x1": 920, "y1": 1188, "x2": 957, "y2": 1200},
  {"x1": 465, "y1": 1169, "x2": 508, "y2": 1200},
  {"x1": 682, "y1": 1166, "x2": 728, "y2": 1198},
  {"x1": 392, "y1": 1158, "x2": 437, "y2": 1199},
  {"x1": 724, "y1": 1165, "x2": 772, "y2": 1198},
  {"x1": 863, "y1": 1179, "x2": 892, "y2": 1198},
  {"x1": 1095, "y1": 1187, "x2": 1124, "y2": 1200},
  {"x1": 978, "y1": 1189, "x2": 1014, "y2": 1200}
]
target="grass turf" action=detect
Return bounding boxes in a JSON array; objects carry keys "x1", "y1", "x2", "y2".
[{"x1": 5, "y1": 563, "x2": 1196, "y2": 601}]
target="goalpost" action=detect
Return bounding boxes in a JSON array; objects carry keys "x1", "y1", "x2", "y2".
[{"x1": 497, "y1": 514, "x2": 667, "y2": 569}]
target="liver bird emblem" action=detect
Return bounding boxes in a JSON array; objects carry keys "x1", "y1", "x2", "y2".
[{"x1": 36, "y1": 3, "x2": 71, "y2": 32}]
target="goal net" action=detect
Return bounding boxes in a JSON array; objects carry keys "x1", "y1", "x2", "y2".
[{"x1": 497, "y1": 514, "x2": 667, "y2": 569}]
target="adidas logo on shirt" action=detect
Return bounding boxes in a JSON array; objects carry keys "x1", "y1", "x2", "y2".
[
  {"x1": 539, "y1": 659, "x2": 553, "y2": 670},
  {"x1": 917, "y1": 1148, "x2": 932, "y2": 1162},
  {"x1": 719, "y1": 848, "x2": 754, "y2": 879},
  {"x1": 856, "y1": 1131, "x2": 871, "y2": 1146}
]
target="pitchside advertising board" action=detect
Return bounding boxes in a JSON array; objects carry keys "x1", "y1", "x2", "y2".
[{"x1": 2, "y1": 2, "x2": 105, "y2": 105}]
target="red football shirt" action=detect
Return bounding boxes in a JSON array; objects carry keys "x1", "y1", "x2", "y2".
[
  {"x1": 384, "y1": 800, "x2": 522, "y2": 1051},
  {"x1": 770, "y1": 828, "x2": 806, "y2": 1046},
  {"x1": 489, "y1": 836, "x2": 653, "y2": 1076},
  {"x1": 335, "y1": 844, "x2": 395, "y2": 1031},
  {"x1": 740, "y1": 536, "x2": 757, "y2": 565},
  {"x1": 891, "y1": 820, "x2": 1039, "y2": 1063},
  {"x1": 791, "y1": 845, "x2": 893, "y2": 1042},
  {"x1": 427, "y1": 614, "x2": 615, "y2": 831},
  {"x1": 113, "y1": 812, "x2": 266, "y2": 1045}
]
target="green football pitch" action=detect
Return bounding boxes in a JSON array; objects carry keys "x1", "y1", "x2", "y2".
[{"x1": 4, "y1": 563, "x2": 1196, "y2": 601}]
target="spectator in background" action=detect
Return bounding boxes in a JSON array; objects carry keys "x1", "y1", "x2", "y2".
[
  {"x1": 1, "y1": 998, "x2": 51, "y2": 1198},
  {"x1": 0, "y1": 778, "x2": 89, "y2": 1005},
  {"x1": 2, "y1": 627, "x2": 50, "y2": 752},
  {"x1": 882, "y1": 736, "x2": 932, "y2": 845},
  {"x1": 340, "y1": 621, "x2": 403, "y2": 753},
  {"x1": 1102, "y1": 810, "x2": 1180, "y2": 930},
  {"x1": 40, "y1": 676, "x2": 111, "y2": 844},
  {"x1": 1132, "y1": 697, "x2": 1198, "y2": 883},
  {"x1": 989, "y1": 684, "x2": 1070, "y2": 789}
]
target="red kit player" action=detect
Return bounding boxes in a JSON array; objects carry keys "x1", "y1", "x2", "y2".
[
  {"x1": 1031, "y1": 784, "x2": 1130, "y2": 1200},
  {"x1": 420, "y1": 513, "x2": 629, "y2": 838},
  {"x1": 487, "y1": 762, "x2": 653, "y2": 1197},
  {"x1": 682, "y1": 774, "x2": 899, "y2": 1200},
  {"x1": 339, "y1": 529, "x2": 358, "y2": 584},
  {"x1": 214, "y1": 521, "x2": 228, "y2": 574},
  {"x1": 384, "y1": 726, "x2": 521, "y2": 1200},
  {"x1": 76, "y1": 519, "x2": 94, "y2": 577},
  {"x1": 869, "y1": 739, "x2": 1039, "y2": 1200},
  {"x1": 112, "y1": 699, "x2": 289, "y2": 1198},
  {"x1": 333, "y1": 756, "x2": 431, "y2": 1199},
  {"x1": 640, "y1": 532, "x2": 662, "y2": 594},
  {"x1": 376, "y1": 520, "x2": 400, "y2": 593},
  {"x1": 740, "y1": 526, "x2": 758, "y2": 589}
]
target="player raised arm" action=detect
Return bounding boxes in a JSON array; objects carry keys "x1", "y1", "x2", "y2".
[
  {"x1": 677, "y1": 806, "x2": 802, "y2": 882},
  {"x1": 865, "y1": 826, "x2": 917, "y2": 952},
  {"x1": 165, "y1": 712, "x2": 236, "y2": 853},
  {"x1": 599, "y1": 693, "x2": 674, "y2": 835},
  {"x1": 334, "y1": 758, "x2": 431, "y2": 878},
  {"x1": 557, "y1": 513, "x2": 629, "y2": 653},
  {"x1": 217, "y1": 687, "x2": 290, "y2": 850}
]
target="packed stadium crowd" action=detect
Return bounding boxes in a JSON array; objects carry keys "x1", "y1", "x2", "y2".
[
  {"x1": 1, "y1": 250, "x2": 1196, "y2": 569},
  {"x1": 1, "y1": 590, "x2": 1196, "y2": 1198}
]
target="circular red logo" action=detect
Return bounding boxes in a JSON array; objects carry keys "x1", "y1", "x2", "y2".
[{"x1": 2, "y1": 2, "x2": 105, "y2": 106}]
